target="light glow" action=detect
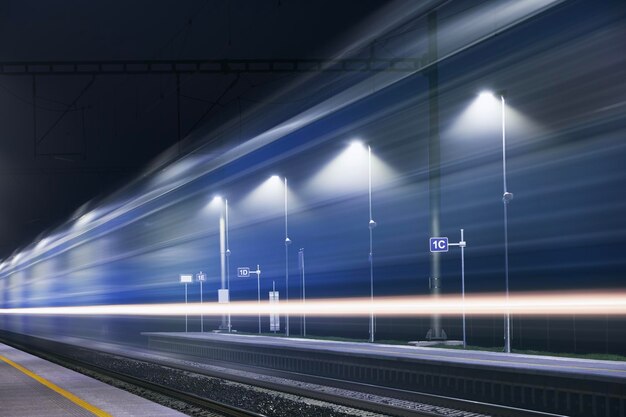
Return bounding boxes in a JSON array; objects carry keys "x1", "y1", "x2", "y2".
[{"x1": 2, "y1": 292, "x2": 625, "y2": 317}]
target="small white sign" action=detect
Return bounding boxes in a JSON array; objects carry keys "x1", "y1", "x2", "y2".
[
  {"x1": 237, "y1": 267, "x2": 250, "y2": 278},
  {"x1": 269, "y1": 291, "x2": 280, "y2": 331},
  {"x1": 180, "y1": 274, "x2": 193, "y2": 283},
  {"x1": 196, "y1": 271, "x2": 206, "y2": 282},
  {"x1": 218, "y1": 289, "x2": 229, "y2": 303}
]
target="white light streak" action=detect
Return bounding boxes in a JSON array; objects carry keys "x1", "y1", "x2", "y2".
[{"x1": 2, "y1": 292, "x2": 625, "y2": 317}]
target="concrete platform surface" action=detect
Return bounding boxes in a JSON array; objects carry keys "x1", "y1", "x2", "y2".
[{"x1": 0, "y1": 342, "x2": 187, "y2": 417}]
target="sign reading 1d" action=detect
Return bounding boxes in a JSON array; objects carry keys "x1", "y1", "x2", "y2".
[{"x1": 430, "y1": 237, "x2": 448, "y2": 252}]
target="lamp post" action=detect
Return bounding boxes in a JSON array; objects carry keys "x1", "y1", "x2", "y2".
[
  {"x1": 500, "y1": 93, "x2": 513, "y2": 354},
  {"x1": 476, "y1": 91, "x2": 513, "y2": 353},
  {"x1": 283, "y1": 177, "x2": 292, "y2": 337},
  {"x1": 367, "y1": 145, "x2": 377, "y2": 343}
]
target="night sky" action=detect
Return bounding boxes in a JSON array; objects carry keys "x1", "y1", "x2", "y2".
[{"x1": 0, "y1": 0, "x2": 387, "y2": 258}]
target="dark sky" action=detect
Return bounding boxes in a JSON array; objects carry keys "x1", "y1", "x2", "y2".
[{"x1": 0, "y1": 0, "x2": 388, "y2": 258}]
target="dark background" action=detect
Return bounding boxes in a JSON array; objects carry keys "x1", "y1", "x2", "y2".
[{"x1": 0, "y1": 0, "x2": 388, "y2": 258}]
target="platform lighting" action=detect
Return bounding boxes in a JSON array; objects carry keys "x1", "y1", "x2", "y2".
[
  {"x1": 282, "y1": 176, "x2": 293, "y2": 337},
  {"x1": 366, "y1": 144, "x2": 377, "y2": 343},
  {"x1": 347, "y1": 141, "x2": 377, "y2": 342},
  {"x1": 477, "y1": 90, "x2": 514, "y2": 353}
]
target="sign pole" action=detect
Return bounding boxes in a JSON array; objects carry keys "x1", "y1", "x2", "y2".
[
  {"x1": 237, "y1": 265, "x2": 261, "y2": 334},
  {"x1": 257, "y1": 265, "x2": 261, "y2": 334},
  {"x1": 429, "y1": 232, "x2": 467, "y2": 347},
  {"x1": 460, "y1": 229, "x2": 466, "y2": 349},
  {"x1": 299, "y1": 248, "x2": 306, "y2": 337},
  {"x1": 196, "y1": 271, "x2": 206, "y2": 333},
  {"x1": 180, "y1": 274, "x2": 193, "y2": 332}
]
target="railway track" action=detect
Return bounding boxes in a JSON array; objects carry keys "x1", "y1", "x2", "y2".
[{"x1": 0, "y1": 332, "x2": 565, "y2": 417}]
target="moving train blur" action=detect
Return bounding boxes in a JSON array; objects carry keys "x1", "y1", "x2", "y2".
[{"x1": 1, "y1": 0, "x2": 625, "y2": 355}]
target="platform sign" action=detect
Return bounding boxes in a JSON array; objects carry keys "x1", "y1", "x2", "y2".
[
  {"x1": 429, "y1": 237, "x2": 449, "y2": 253},
  {"x1": 269, "y1": 291, "x2": 280, "y2": 331},
  {"x1": 179, "y1": 274, "x2": 193, "y2": 283},
  {"x1": 237, "y1": 267, "x2": 250, "y2": 278},
  {"x1": 196, "y1": 271, "x2": 206, "y2": 282}
]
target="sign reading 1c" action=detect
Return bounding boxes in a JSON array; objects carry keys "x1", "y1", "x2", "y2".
[{"x1": 430, "y1": 237, "x2": 448, "y2": 252}]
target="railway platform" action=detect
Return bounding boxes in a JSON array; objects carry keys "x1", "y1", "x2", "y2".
[{"x1": 0, "y1": 342, "x2": 186, "y2": 417}]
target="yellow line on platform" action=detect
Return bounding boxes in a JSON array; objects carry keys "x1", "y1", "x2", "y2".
[{"x1": 0, "y1": 354, "x2": 113, "y2": 417}]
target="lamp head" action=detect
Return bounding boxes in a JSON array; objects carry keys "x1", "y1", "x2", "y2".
[
  {"x1": 348, "y1": 140, "x2": 366, "y2": 151},
  {"x1": 478, "y1": 90, "x2": 495, "y2": 100}
]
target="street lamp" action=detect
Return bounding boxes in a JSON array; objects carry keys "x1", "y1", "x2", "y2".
[
  {"x1": 324, "y1": 140, "x2": 377, "y2": 342},
  {"x1": 479, "y1": 90, "x2": 513, "y2": 353},
  {"x1": 272, "y1": 176, "x2": 293, "y2": 337},
  {"x1": 367, "y1": 145, "x2": 377, "y2": 343}
]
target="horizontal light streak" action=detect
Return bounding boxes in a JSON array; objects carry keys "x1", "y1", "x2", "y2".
[{"x1": 1, "y1": 292, "x2": 625, "y2": 317}]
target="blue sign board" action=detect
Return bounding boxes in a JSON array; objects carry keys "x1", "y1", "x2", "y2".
[
  {"x1": 429, "y1": 237, "x2": 448, "y2": 252},
  {"x1": 237, "y1": 267, "x2": 250, "y2": 278}
]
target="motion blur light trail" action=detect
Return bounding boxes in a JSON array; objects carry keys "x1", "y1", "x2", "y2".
[{"x1": 1, "y1": 292, "x2": 625, "y2": 317}]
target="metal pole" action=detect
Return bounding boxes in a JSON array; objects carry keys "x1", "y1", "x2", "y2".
[
  {"x1": 200, "y1": 280, "x2": 203, "y2": 333},
  {"x1": 460, "y1": 229, "x2": 466, "y2": 349},
  {"x1": 226, "y1": 199, "x2": 231, "y2": 332},
  {"x1": 219, "y1": 203, "x2": 228, "y2": 330},
  {"x1": 257, "y1": 264, "x2": 261, "y2": 334},
  {"x1": 501, "y1": 94, "x2": 513, "y2": 354},
  {"x1": 184, "y1": 283, "x2": 188, "y2": 333},
  {"x1": 284, "y1": 177, "x2": 291, "y2": 337},
  {"x1": 273, "y1": 280, "x2": 277, "y2": 334},
  {"x1": 299, "y1": 249, "x2": 306, "y2": 337},
  {"x1": 368, "y1": 145, "x2": 377, "y2": 343}
]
